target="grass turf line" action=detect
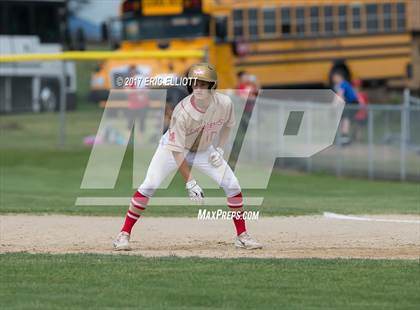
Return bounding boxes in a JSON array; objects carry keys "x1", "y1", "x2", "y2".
[{"x1": 1, "y1": 110, "x2": 419, "y2": 216}]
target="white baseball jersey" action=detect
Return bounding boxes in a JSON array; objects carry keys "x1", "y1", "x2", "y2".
[
  {"x1": 137, "y1": 92, "x2": 241, "y2": 198},
  {"x1": 163, "y1": 93, "x2": 235, "y2": 152}
]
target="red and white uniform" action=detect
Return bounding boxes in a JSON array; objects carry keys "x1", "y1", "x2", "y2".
[
  {"x1": 118, "y1": 92, "x2": 249, "y2": 240},
  {"x1": 138, "y1": 92, "x2": 241, "y2": 198}
]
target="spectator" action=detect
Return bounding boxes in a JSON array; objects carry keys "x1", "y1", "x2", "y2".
[
  {"x1": 236, "y1": 71, "x2": 258, "y2": 100},
  {"x1": 126, "y1": 65, "x2": 149, "y2": 141},
  {"x1": 162, "y1": 69, "x2": 190, "y2": 134},
  {"x1": 163, "y1": 84, "x2": 188, "y2": 134},
  {"x1": 236, "y1": 71, "x2": 248, "y2": 98},
  {"x1": 332, "y1": 72, "x2": 359, "y2": 145},
  {"x1": 230, "y1": 71, "x2": 260, "y2": 168}
]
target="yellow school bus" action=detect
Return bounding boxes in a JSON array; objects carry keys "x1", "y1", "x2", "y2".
[{"x1": 90, "y1": 0, "x2": 420, "y2": 102}]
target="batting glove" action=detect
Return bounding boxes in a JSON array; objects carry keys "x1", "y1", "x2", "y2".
[
  {"x1": 186, "y1": 179, "x2": 204, "y2": 203},
  {"x1": 209, "y1": 147, "x2": 224, "y2": 168}
]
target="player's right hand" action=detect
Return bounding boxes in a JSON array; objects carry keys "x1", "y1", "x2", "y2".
[{"x1": 186, "y1": 179, "x2": 204, "y2": 204}]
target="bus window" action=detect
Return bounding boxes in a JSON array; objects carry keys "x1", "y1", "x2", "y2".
[
  {"x1": 122, "y1": 14, "x2": 209, "y2": 40},
  {"x1": 233, "y1": 9, "x2": 244, "y2": 38},
  {"x1": 215, "y1": 16, "x2": 228, "y2": 42},
  {"x1": 338, "y1": 5, "x2": 347, "y2": 34},
  {"x1": 366, "y1": 4, "x2": 378, "y2": 33},
  {"x1": 383, "y1": 3, "x2": 392, "y2": 31},
  {"x1": 310, "y1": 7, "x2": 319, "y2": 35},
  {"x1": 123, "y1": 19, "x2": 139, "y2": 40},
  {"x1": 296, "y1": 7, "x2": 305, "y2": 36},
  {"x1": 324, "y1": 6, "x2": 334, "y2": 34},
  {"x1": 263, "y1": 8, "x2": 276, "y2": 35},
  {"x1": 352, "y1": 5, "x2": 362, "y2": 31},
  {"x1": 281, "y1": 7, "x2": 291, "y2": 36},
  {"x1": 248, "y1": 8, "x2": 258, "y2": 39},
  {"x1": 396, "y1": 3, "x2": 406, "y2": 31}
]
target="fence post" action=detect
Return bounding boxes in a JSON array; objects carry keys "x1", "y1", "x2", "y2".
[
  {"x1": 367, "y1": 107, "x2": 374, "y2": 180},
  {"x1": 278, "y1": 104, "x2": 283, "y2": 167},
  {"x1": 58, "y1": 60, "x2": 67, "y2": 148},
  {"x1": 4, "y1": 77, "x2": 12, "y2": 112},
  {"x1": 251, "y1": 102, "x2": 258, "y2": 161},
  {"x1": 306, "y1": 102, "x2": 313, "y2": 173},
  {"x1": 335, "y1": 115, "x2": 342, "y2": 177},
  {"x1": 400, "y1": 89, "x2": 410, "y2": 181}
]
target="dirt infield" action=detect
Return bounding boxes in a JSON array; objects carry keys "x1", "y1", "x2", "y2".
[{"x1": 1, "y1": 214, "x2": 419, "y2": 259}]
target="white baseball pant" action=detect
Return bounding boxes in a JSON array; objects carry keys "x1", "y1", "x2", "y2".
[{"x1": 138, "y1": 142, "x2": 241, "y2": 198}]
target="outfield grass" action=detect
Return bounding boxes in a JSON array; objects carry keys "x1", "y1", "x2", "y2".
[
  {"x1": 0, "y1": 253, "x2": 419, "y2": 309},
  {"x1": 1, "y1": 110, "x2": 419, "y2": 216}
]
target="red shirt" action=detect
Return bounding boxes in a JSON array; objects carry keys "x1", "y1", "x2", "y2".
[
  {"x1": 236, "y1": 82, "x2": 258, "y2": 99},
  {"x1": 354, "y1": 92, "x2": 369, "y2": 121},
  {"x1": 127, "y1": 81, "x2": 149, "y2": 110}
]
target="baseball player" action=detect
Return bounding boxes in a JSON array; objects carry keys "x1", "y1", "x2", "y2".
[{"x1": 113, "y1": 63, "x2": 262, "y2": 251}]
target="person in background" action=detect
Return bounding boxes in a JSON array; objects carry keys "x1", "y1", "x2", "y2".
[
  {"x1": 236, "y1": 71, "x2": 247, "y2": 98},
  {"x1": 332, "y1": 72, "x2": 360, "y2": 145},
  {"x1": 163, "y1": 85, "x2": 189, "y2": 134},
  {"x1": 230, "y1": 72, "x2": 259, "y2": 168},
  {"x1": 126, "y1": 65, "x2": 149, "y2": 142},
  {"x1": 236, "y1": 71, "x2": 258, "y2": 100},
  {"x1": 353, "y1": 79, "x2": 369, "y2": 142},
  {"x1": 162, "y1": 68, "x2": 191, "y2": 135}
]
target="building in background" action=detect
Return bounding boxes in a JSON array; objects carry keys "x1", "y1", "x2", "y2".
[{"x1": 0, "y1": 0, "x2": 77, "y2": 113}]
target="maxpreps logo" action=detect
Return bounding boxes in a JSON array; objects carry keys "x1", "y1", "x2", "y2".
[
  {"x1": 197, "y1": 209, "x2": 260, "y2": 221},
  {"x1": 76, "y1": 89, "x2": 344, "y2": 207}
]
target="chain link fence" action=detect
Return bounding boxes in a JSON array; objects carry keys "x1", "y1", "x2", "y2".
[{"x1": 244, "y1": 90, "x2": 420, "y2": 182}]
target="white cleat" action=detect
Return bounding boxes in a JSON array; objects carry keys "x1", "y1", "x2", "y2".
[
  {"x1": 113, "y1": 231, "x2": 131, "y2": 251},
  {"x1": 235, "y1": 232, "x2": 263, "y2": 250}
]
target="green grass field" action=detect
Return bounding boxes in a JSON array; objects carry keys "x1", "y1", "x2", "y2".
[
  {"x1": 1, "y1": 110, "x2": 419, "y2": 216},
  {"x1": 1, "y1": 253, "x2": 419, "y2": 309}
]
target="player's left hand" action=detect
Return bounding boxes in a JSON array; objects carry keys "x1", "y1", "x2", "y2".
[
  {"x1": 186, "y1": 179, "x2": 204, "y2": 203},
  {"x1": 209, "y1": 147, "x2": 224, "y2": 167}
]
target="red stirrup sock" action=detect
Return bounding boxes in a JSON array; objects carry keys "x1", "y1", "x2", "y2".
[
  {"x1": 227, "y1": 192, "x2": 246, "y2": 236},
  {"x1": 121, "y1": 191, "x2": 149, "y2": 234}
]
